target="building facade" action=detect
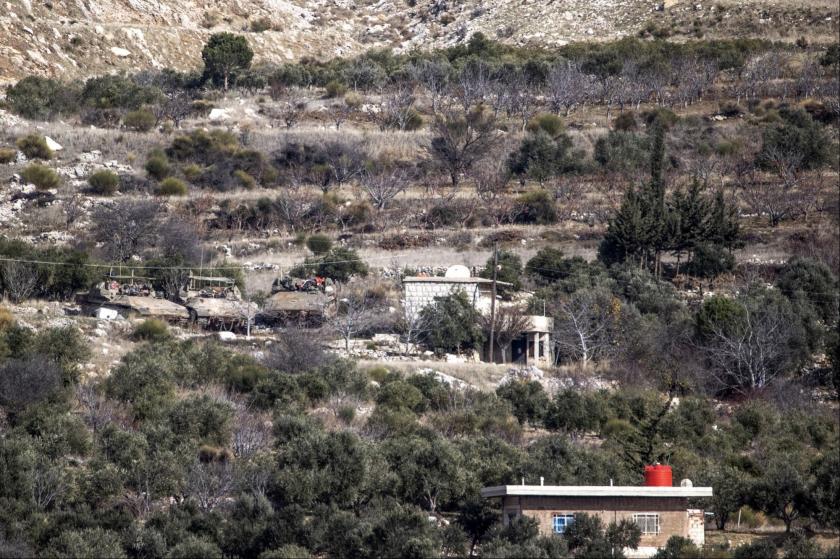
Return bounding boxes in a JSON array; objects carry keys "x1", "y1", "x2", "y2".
[
  {"x1": 480, "y1": 484, "x2": 712, "y2": 558},
  {"x1": 402, "y1": 266, "x2": 554, "y2": 365}
]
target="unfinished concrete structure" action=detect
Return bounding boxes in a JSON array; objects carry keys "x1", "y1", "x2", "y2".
[
  {"x1": 481, "y1": 476, "x2": 712, "y2": 558},
  {"x1": 510, "y1": 315, "x2": 554, "y2": 366},
  {"x1": 403, "y1": 266, "x2": 553, "y2": 364},
  {"x1": 402, "y1": 266, "x2": 509, "y2": 322}
]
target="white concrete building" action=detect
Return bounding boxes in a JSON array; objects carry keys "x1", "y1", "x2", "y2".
[{"x1": 402, "y1": 266, "x2": 553, "y2": 366}]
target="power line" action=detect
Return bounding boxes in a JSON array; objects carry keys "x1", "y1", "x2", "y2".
[{"x1": 0, "y1": 254, "x2": 836, "y2": 302}]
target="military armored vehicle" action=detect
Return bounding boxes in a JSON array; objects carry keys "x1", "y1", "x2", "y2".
[{"x1": 79, "y1": 271, "x2": 190, "y2": 322}]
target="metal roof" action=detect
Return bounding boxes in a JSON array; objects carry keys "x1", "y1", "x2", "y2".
[{"x1": 480, "y1": 485, "x2": 713, "y2": 498}]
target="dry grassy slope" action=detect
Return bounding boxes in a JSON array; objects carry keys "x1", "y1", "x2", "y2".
[{"x1": 0, "y1": 0, "x2": 837, "y2": 84}]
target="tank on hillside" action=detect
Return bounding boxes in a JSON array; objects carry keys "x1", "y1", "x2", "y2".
[
  {"x1": 181, "y1": 273, "x2": 256, "y2": 331},
  {"x1": 78, "y1": 271, "x2": 190, "y2": 322}
]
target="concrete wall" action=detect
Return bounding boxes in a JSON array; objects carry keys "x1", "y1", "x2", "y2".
[{"x1": 501, "y1": 495, "x2": 696, "y2": 552}]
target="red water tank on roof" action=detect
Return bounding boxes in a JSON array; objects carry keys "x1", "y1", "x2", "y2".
[{"x1": 644, "y1": 464, "x2": 673, "y2": 487}]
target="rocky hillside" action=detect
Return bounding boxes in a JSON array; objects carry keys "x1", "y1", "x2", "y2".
[{"x1": 1, "y1": 0, "x2": 837, "y2": 84}]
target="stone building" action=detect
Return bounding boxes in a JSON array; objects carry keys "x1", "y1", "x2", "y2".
[
  {"x1": 402, "y1": 266, "x2": 553, "y2": 365},
  {"x1": 480, "y1": 480, "x2": 711, "y2": 558}
]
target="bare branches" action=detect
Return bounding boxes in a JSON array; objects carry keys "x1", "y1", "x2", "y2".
[
  {"x1": 375, "y1": 85, "x2": 417, "y2": 131},
  {"x1": 1, "y1": 261, "x2": 39, "y2": 303},
  {"x1": 360, "y1": 165, "x2": 409, "y2": 210},
  {"x1": 480, "y1": 304, "x2": 532, "y2": 363},
  {"x1": 186, "y1": 460, "x2": 234, "y2": 511}
]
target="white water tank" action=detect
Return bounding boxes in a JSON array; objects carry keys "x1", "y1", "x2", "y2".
[
  {"x1": 680, "y1": 479, "x2": 693, "y2": 488},
  {"x1": 444, "y1": 265, "x2": 471, "y2": 279}
]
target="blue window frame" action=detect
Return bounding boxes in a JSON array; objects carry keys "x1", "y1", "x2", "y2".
[{"x1": 553, "y1": 514, "x2": 575, "y2": 534}]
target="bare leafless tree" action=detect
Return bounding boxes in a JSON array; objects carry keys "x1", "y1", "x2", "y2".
[
  {"x1": 553, "y1": 288, "x2": 620, "y2": 365},
  {"x1": 264, "y1": 326, "x2": 329, "y2": 374},
  {"x1": 1, "y1": 261, "x2": 39, "y2": 303},
  {"x1": 186, "y1": 460, "x2": 234, "y2": 511},
  {"x1": 332, "y1": 94, "x2": 361, "y2": 130},
  {"x1": 64, "y1": 197, "x2": 86, "y2": 228},
  {"x1": 76, "y1": 382, "x2": 115, "y2": 434},
  {"x1": 430, "y1": 106, "x2": 502, "y2": 187},
  {"x1": 553, "y1": 176, "x2": 586, "y2": 221},
  {"x1": 696, "y1": 294, "x2": 802, "y2": 395},
  {"x1": 360, "y1": 165, "x2": 409, "y2": 210},
  {"x1": 33, "y1": 460, "x2": 67, "y2": 510},
  {"x1": 376, "y1": 85, "x2": 417, "y2": 131},
  {"x1": 470, "y1": 157, "x2": 516, "y2": 226},
  {"x1": 155, "y1": 91, "x2": 194, "y2": 128},
  {"x1": 454, "y1": 60, "x2": 491, "y2": 110},
  {"x1": 331, "y1": 291, "x2": 378, "y2": 352},
  {"x1": 232, "y1": 409, "x2": 271, "y2": 458},
  {"x1": 266, "y1": 87, "x2": 308, "y2": 129},
  {"x1": 92, "y1": 200, "x2": 162, "y2": 262},
  {"x1": 480, "y1": 304, "x2": 532, "y2": 363},
  {"x1": 547, "y1": 60, "x2": 592, "y2": 115},
  {"x1": 409, "y1": 58, "x2": 451, "y2": 114},
  {"x1": 740, "y1": 146, "x2": 803, "y2": 226}
]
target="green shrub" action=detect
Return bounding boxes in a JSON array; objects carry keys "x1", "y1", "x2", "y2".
[
  {"x1": 88, "y1": 170, "x2": 120, "y2": 195},
  {"x1": 6, "y1": 76, "x2": 80, "y2": 120},
  {"x1": 21, "y1": 163, "x2": 60, "y2": 190},
  {"x1": 0, "y1": 148, "x2": 16, "y2": 164},
  {"x1": 366, "y1": 365, "x2": 390, "y2": 383},
  {"x1": 80, "y1": 74, "x2": 161, "y2": 110},
  {"x1": 132, "y1": 319, "x2": 170, "y2": 342},
  {"x1": 156, "y1": 177, "x2": 188, "y2": 196},
  {"x1": 123, "y1": 108, "x2": 156, "y2": 132},
  {"x1": 325, "y1": 80, "x2": 347, "y2": 98},
  {"x1": 613, "y1": 111, "x2": 638, "y2": 131},
  {"x1": 514, "y1": 189, "x2": 557, "y2": 224},
  {"x1": 16, "y1": 134, "x2": 53, "y2": 160},
  {"x1": 337, "y1": 405, "x2": 356, "y2": 424},
  {"x1": 526, "y1": 112, "x2": 564, "y2": 137},
  {"x1": 306, "y1": 234, "x2": 333, "y2": 255},
  {"x1": 182, "y1": 163, "x2": 203, "y2": 181},
  {"x1": 144, "y1": 150, "x2": 171, "y2": 180},
  {"x1": 404, "y1": 109, "x2": 424, "y2": 131},
  {"x1": 250, "y1": 16, "x2": 273, "y2": 32},
  {"x1": 234, "y1": 169, "x2": 256, "y2": 189}
]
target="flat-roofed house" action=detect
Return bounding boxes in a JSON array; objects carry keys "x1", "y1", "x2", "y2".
[
  {"x1": 481, "y1": 470, "x2": 712, "y2": 558},
  {"x1": 402, "y1": 265, "x2": 553, "y2": 365}
]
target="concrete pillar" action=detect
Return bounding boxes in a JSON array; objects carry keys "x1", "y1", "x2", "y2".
[
  {"x1": 544, "y1": 332, "x2": 551, "y2": 364},
  {"x1": 532, "y1": 333, "x2": 539, "y2": 365}
]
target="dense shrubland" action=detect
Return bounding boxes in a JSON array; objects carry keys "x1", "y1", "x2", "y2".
[
  {"x1": 0, "y1": 31, "x2": 838, "y2": 558},
  {"x1": 0, "y1": 312, "x2": 837, "y2": 557}
]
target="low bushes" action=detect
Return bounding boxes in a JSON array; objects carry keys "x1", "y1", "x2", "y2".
[
  {"x1": 156, "y1": 177, "x2": 188, "y2": 196},
  {"x1": 123, "y1": 108, "x2": 156, "y2": 132},
  {"x1": 16, "y1": 135, "x2": 53, "y2": 160},
  {"x1": 0, "y1": 148, "x2": 16, "y2": 164},
  {"x1": 88, "y1": 170, "x2": 120, "y2": 195},
  {"x1": 132, "y1": 319, "x2": 171, "y2": 342},
  {"x1": 21, "y1": 164, "x2": 61, "y2": 190}
]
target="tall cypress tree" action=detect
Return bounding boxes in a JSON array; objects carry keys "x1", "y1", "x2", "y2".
[
  {"x1": 642, "y1": 122, "x2": 668, "y2": 276},
  {"x1": 598, "y1": 186, "x2": 648, "y2": 267},
  {"x1": 709, "y1": 189, "x2": 741, "y2": 251}
]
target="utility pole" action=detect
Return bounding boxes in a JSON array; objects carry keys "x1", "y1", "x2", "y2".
[{"x1": 488, "y1": 242, "x2": 498, "y2": 363}]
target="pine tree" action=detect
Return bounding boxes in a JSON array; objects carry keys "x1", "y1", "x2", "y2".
[
  {"x1": 598, "y1": 186, "x2": 648, "y2": 267},
  {"x1": 709, "y1": 189, "x2": 741, "y2": 251},
  {"x1": 671, "y1": 180, "x2": 712, "y2": 273}
]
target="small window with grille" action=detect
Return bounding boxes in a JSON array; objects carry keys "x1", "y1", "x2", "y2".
[{"x1": 633, "y1": 513, "x2": 661, "y2": 535}]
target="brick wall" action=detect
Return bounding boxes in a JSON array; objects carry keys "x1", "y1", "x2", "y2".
[{"x1": 502, "y1": 495, "x2": 693, "y2": 549}]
